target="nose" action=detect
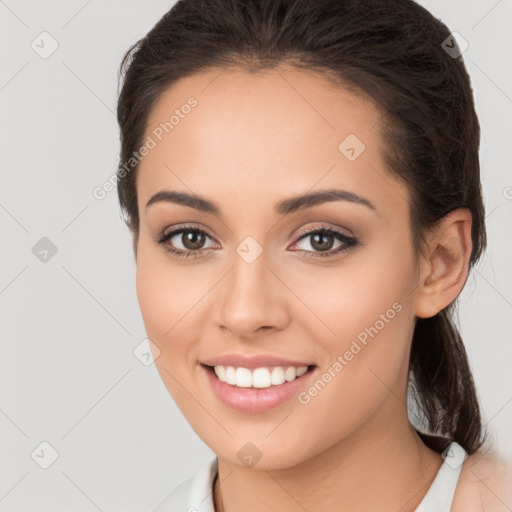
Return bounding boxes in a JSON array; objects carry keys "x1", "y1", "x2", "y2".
[{"x1": 215, "y1": 249, "x2": 289, "y2": 340}]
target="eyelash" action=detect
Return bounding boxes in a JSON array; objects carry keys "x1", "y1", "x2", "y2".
[{"x1": 155, "y1": 223, "x2": 359, "y2": 260}]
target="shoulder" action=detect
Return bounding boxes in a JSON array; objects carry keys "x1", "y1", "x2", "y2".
[
  {"x1": 452, "y1": 446, "x2": 512, "y2": 512},
  {"x1": 149, "y1": 457, "x2": 218, "y2": 512}
]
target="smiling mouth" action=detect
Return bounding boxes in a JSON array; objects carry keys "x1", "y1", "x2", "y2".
[{"x1": 201, "y1": 363, "x2": 317, "y2": 389}]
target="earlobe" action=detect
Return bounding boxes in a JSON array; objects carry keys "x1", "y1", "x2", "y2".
[{"x1": 414, "y1": 209, "x2": 473, "y2": 319}]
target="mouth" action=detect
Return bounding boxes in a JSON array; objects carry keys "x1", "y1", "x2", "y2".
[
  {"x1": 201, "y1": 363, "x2": 317, "y2": 388},
  {"x1": 200, "y1": 363, "x2": 318, "y2": 413}
]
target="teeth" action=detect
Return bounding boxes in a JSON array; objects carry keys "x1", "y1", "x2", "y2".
[
  {"x1": 296, "y1": 366, "x2": 308, "y2": 377},
  {"x1": 253, "y1": 367, "x2": 272, "y2": 388},
  {"x1": 235, "y1": 367, "x2": 252, "y2": 387},
  {"x1": 270, "y1": 367, "x2": 285, "y2": 386},
  {"x1": 284, "y1": 367, "x2": 296, "y2": 382},
  {"x1": 213, "y1": 365, "x2": 310, "y2": 388},
  {"x1": 225, "y1": 366, "x2": 236, "y2": 385}
]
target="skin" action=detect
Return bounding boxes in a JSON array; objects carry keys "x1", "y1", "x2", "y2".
[
  {"x1": 451, "y1": 452, "x2": 512, "y2": 511},
  {"x1": 134, "y1": 64, "x2": 477, "y2": 511}
]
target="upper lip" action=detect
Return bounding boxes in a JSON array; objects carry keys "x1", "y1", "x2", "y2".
[{"x1": 201, "y1": 353, "x2": 315, "y2": 369}]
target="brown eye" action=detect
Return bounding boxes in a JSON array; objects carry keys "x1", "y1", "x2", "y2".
[
  {"x1": 155, "y1": 224, "x2": 218, "y2": 259},
  {"x1": 291, "y1": 226, "x2": 359, "y2": 258},
  {"x1": 309, "y1": 232, "x2": 335, "y2": 252},
  {"x1": 180, "y1": 230, "x2": 207, "y2": 251}
]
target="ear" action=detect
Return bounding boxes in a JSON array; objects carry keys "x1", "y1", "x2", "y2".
[{"x1": 414, "y1": 208, "x2": 473, "y2": 319}]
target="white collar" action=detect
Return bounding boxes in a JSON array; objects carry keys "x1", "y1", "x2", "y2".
[{"x1": 153, "y1": 442, "x2": 465, "y2": 511}]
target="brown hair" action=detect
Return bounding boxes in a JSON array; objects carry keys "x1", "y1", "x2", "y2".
[{"x1": 116, "y1": 0, "x2": 488, "y2": 454}]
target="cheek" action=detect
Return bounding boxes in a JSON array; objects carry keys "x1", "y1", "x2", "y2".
[
  {"x1": 135, "y1": 237, "x2": 191, "y2": 333},
  {"x1": 285, "y1": 235, "x2": 414, "y2": 342},
  {"x1": 135, "y1": 243, "x2": 191, "y2": 362},
  {"x1": 135, "y1": 246, "x2": 201, "y2": 408},
  {"x1": 135, "y1": 252, "x2": 167, "y2": 337},
  {"x1": 135, "y1": 240, "x2": 212, "y2": 370},
  {"x1": 286, "y1": 240, "x2": 414, "y2": 409}
]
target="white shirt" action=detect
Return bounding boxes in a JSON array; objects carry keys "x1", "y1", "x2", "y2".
[{"x1": 151, "y1": 441, "x2": 466, "y2": 512}]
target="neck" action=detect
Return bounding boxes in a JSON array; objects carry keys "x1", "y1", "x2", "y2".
[{"x1": 213, "y1": 400, "x2": 443, "y2": 512}]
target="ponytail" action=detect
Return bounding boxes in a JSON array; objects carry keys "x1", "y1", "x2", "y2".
[{"x1": 409, "y1": 307, "x2": 487, "y2": 454}]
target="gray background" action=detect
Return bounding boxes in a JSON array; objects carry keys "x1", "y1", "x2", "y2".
[{"x1": 1, "y1": 1, "x2": 511, "y2": 510}]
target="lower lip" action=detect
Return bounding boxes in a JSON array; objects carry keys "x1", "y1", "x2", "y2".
[{"x1": 201, "y1": 364, "x2": 317, "y2": 413}]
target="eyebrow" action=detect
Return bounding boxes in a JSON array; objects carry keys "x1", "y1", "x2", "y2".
[{"x1": 145, "y1": 188, "x2": 377, "y2": 215}]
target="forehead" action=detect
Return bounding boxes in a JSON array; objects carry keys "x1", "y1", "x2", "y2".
[{"x1": 137, "y1": 65, "x2": 406, "y2": 217}]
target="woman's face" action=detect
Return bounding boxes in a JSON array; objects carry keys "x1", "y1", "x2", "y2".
[{"x1": 135, "y1": 65, "x2": 425, "y2": 469}]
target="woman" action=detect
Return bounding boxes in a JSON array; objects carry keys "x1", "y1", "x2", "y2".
[{"x1": 115, "y1": 0, "x2": 512, "y2": 510}]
